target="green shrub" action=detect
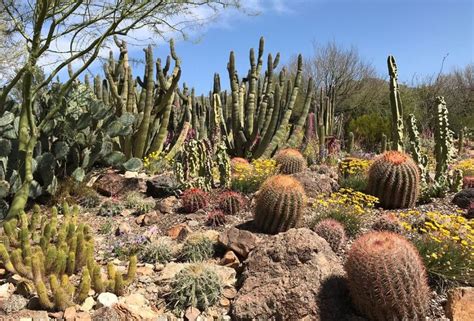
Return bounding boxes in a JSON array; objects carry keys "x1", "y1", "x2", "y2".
[
  {"x1": 348, "y1": 113, "x2": 391, "y2": 150},
  {"x1": 339, "y1": 174, "x2": 368, "y2": 192}
]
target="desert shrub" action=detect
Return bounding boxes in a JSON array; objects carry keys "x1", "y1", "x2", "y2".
[
  {"x1": 143, "y1": 151, "x2": 174, "y2": 175},
  {"x1": 180, "y1": 234, "x2": 214, "y2": 262},
  {"x1": 339, "y1": 174, "x2": 368, "y2": 192},
  {"x1": 231, "y1": 158, "x2": 278, "y2": 193},
  {"x1": 167, "y1": 264, "x2": 221, "y2": 311},
  {"x1": 139, "y1": 239, "x2": 173, "y2": 264},
  {"x1": 124, "y1": 191, "x2": 155, "y2": 214},
  {"x1": 99, "y1": 220, "x2": 113, "y2": 235},
  {"x1": 348, "y1": 113, "x2": 391, "y2": 150}
]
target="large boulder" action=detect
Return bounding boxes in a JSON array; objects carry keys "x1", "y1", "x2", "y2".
[
  {"x1": 452, "y1": 188, "x2": 474, "y2": 209},
  {"x1": 146, "y1": 174, "x2": 180, "y2": 198},
  {"x1": 218, "y1": 227, "x2": 259, "y2": 259},
  {"x1": 292, "y1": 168, "x2": 338, "y2": 197},
  {"x1": 231, "y1": 228, "x2": 352, "y2": 321},
  {"x1": 94, "y1": 171, "x2": 141, "y2": 197}
]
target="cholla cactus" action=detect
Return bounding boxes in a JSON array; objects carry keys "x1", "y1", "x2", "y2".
[
  {"x1": 407, "y1": 114, "x2": 429, "y2": 185},
  {"x1": 274, "y1": 148, "x2": 307, "y2": 174},
  {"x1": 345, "y1": 232, "x2": 429, "y2": 321},
  {"x1": 167, "y1": 263, "x2": 222, "y2": 311},
  {"x1": 313, "y1": 219, "x2": 346, "y2": 252},
  {"x1": 0, "y1": 204, "x2": 136, "y2": 311},
  {"x1": 181, "y1": 188, "x2": 207, "y2": 213}
]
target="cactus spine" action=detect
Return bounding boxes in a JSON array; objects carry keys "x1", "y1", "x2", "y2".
[
  {"x1": 367, "y1": 151, "x2": 420, "y2": 209},
  {"x1": 345, "y1": 232, "x2": 429, "y2": 321},
  {"x1": 254, "y1": 175, "x2": 306, "y2": 234},
  {"x1": 387, "y1": 56, "x2": 404, "y2": 152}
]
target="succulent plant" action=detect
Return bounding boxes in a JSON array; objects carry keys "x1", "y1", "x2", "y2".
[
  {"x1": 218, "y1": 190, "x2": 245, "y2": 215},
  {"x1": 167, "y1": 263, "x2": 222, "y2": 311},
  {"x1": 313, "y1": 219, "x2": 346, "y2": 252},
  {"x1": 367, "y1": 151, "x2": 420, "y2": 209},
  {"x1": 345, "y1": 231, "x2": 430, "y2": 321},
  {"x1": 371, "y1": 213, "x2": 402, "y2": 233},
  {"x1": 254, "y1": 175, "x2": 306, "y2": 234},
  {"x1": 206, "y1": 210, "x2": 227, "y2": 227},
  {"x1": 138, "y1": 239, "x2": 173, "y2": 264},
  {"x1": 180, "y1": 234, "x2": 214, "y2": 262},
  {"x1": 230, "y1": 157, "x2": 251, "y2": 171},
  {"x1": 124, "y1": 191, "x2": 156, "y2": 214},
  {"x1": 274, "y1": 148, "x2": 307, "y2": 174},
  {"x1": 181, "y1": 188, "x2": 208, "y2": 213},
  {"x1": 0, "y1": 203, "x2": 136, "y2": 311},
  {"x1": 98, "y1": 201, "x2": 124, "y2": 216}
]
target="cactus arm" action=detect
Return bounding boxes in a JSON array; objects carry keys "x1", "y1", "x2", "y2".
[
  {"x1": 387, "y1": 56, "x2": 404, "y2": 152},
  {"x1": 287, "y1": 78, "x2": 314, "y2": 147}
]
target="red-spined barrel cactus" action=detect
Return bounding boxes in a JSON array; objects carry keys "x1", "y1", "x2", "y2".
[
  {"x1": 371, "y1": 213, "x2": 402, "y2": 233},
  {"x1": 218, "y1": 190, "x2": 245, "y2": 215},
  {"x1": 206, "y1": 210, "x2": 227, "y2": 227},
  {"x1": 313, "y1": 219, "x2": 346, "y2": 252},
  {"x1": 181, "y1": 188, "x2": 207, "y2": 213},
  {"x1": 367, "y1": 151, "x2": 419, "y2": 209},
  {"x1": 274, "y1": 148, "x2": 306, "y2": 174},
  {"x1": 345, "y1": 232, "x2": 430, "y2": 321},
  {"x1": 254, "y1": 175, "x2": 306, "y2": 234}
]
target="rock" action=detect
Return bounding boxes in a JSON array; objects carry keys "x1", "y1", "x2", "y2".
[
  {"x1": 467, "y1": 203, "x2": 474, "y2": 219},
  {"x1": 185, "y1": 306, "x2": 201, "y2": 321},
  {"x1": 96, "y1": 292, "x2": 118, "y2": 308},
  {"x1": 76, "y1": 311, "x2": 92, "y2": 321},
  {"x1": 95, "y1": 171, "x2": 140, "y2": 197},
  {"x1": 219, "y1": 297, "x2": 230, "y2": 307},
  {"x1": 120, "y1": 209, "x2": 133, "y2": 217},
  {"x1": 232, "y1": 228, "x2": 351, "y2": 321},
  {"x1": 6, "y1": 309, "x2": 49, "y2": 320},
  {"x1": 137, "y1": 265, "x2": 154, "y2": 276},
  {"x1": 146, "y1": 174, "x2": 179, "y2": 198},
  {"x1": 63, "y1": 306, "x2": 76, "y2": 321},
  {"x1": 208, "y1": 265, "x2": 236, "y2": 287},
  {"x1": 463, "y1": 176, "x2": 474, "y2": 189},
  {"x1": 0, "y1": 282, "x2": 13, "y2": 298},
  {"x1": 220, "y1": 250, "x2": 240, "y2": 269},
  {"x1": 157, "y1": 262, "x2": 187, "y2": 281},
  {"x1": 136, "y1": 211, "x2": 160, "y2": 226},
  {"x1": 158, "y1": 196, "x2": 178, "y2": 214},
  {"x1": 15, "y1": 279, "x2": 35, "y2": 297},
  {"x1": 445, "y1": 287, "x2": 474, "y2": 321},
  {"x1": 1, "y1": 294, "x2": 28, "y2": 313},
  {"x1": 452, "y1": 188, "x2": 474, "y2": 209},
  {"x1": 80, "y1": 297, "x2": 96, "y2": 312},
  {"x1": 202, "y1": 230, "x2": 220, "y2": 243},
  {"x1": 222, "y1": 286, "x2": 237, "y2": 299},
  {"x1": 292, "y1": 169, "x2": 337, "y2": 197},
  {"x1": 188, "y1": 220, "x2": 200, "y2": 228},
  {"x1": 7, "y1": 274, "x2": 23, "y2": 284},
  {"x1": 168, "y1": 223, "x2": 192, "y2": 241},
  {"x1": 119, "y1": 293, "x2": 159, "y2": 320},
  {"x1": 116, "y1": 222, "x2": 131, "y2": 235},
  {"x1": 218, "y1": 228, "x2": 259, "y2": 259}
]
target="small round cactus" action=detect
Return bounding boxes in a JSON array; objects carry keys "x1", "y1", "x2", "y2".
[
  {"x1": 371, "y1": 213, "x2": 402, "y2": 233},
  {"x1": 313, "y1": 219, "x2": 346, "y2": 252},
  {"x1": 345, "y1": 232, "x2": 430, "y2": 321},
  {"x1": 180, "y1": 234, "x2": 214, "y2": 262},
  {"x1": 367, "y1": 151, "x2": 420, "y2": 209},
  {"x1": 181, "y1": 188, "x2": 208, "y2": 213},
  {"x1": 231, "y1": 157, "x2": 251, "y2": 170},
  {"x1": 254, "y1": 175, "x2": 306, "y2": 234},
  {"x1": 206, "y1": 210, "x2": 227, "y2": 227},
  {"x1": 274, "y1": 148, "x2": 307, "y2": 174},
  {"x1": 167, "y1": 263, "x2": 222, "y2": 311},
  {"x1": 218, "y1": 190, "x2": 245, "y2": 215}
]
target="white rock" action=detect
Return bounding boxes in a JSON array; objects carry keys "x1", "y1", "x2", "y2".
[
  {"x1": 80, "y1": 297, "x2": 96, "y2": 312},
  {"x1": 96, "y1": 292, "x2": 118, "y2": 308},
  {"x1": 0, "y1": 283, "x2": 13, "y2": 298}
]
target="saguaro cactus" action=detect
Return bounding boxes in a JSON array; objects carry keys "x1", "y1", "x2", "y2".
[
  {"x1": 387, "y1": 56, "x2": 404, "y2": 152},
  {"x1": 345, "y1": 232, "x2": 429, "y2": 321}
]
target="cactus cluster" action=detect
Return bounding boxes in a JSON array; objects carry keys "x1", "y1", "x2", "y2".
[
  {"x1": 254, "y1": 175, "x2": 306, "y2": 234},
  {"x1": 0, "y1": 204, "x2": 136, "y2": 310},
  {"x1": 367, "y1": 151, "x2": 420, "y2": 209},
  {"x1": 167, "y1": 264, "x2": 222, "y2": 311},
  {"x1": 313, "y1": 219, "x2": 346, "y2": 253},
  {"x1": 345, "y1": 232, "x2": 430, "y2": 321},
  {"x1": 407, "y1": 114, "x2": 429, "y2": 186},
  {"x1": 274, "y1": 148, "x2": 307, "y2": 174},
  {"x1": 181, "y1": 188, "x2": 208, "y2": 213},
  {"x1": 218, "y1": 190, "x2": 245, "y2": 215}
]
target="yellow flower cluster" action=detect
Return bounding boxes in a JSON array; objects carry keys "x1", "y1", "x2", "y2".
[
  {"x1": 143, "y1": 151, "x2": 172, "y2": 174},
  {"x1": 231, "y1": 158, "x2": 278, "y2": 193},
  {"x1": 313, "y1": 188, "x2": 378, "y2": 215},
  {"x1": 339, "y1": 158, "x2": 372, "y2": 176},
  {"x1": 454, "y1": 158, "x2": 474, "y2": 176},
  {"x1": 143, "y1": 151, "x2": 161, "y2": 169}
]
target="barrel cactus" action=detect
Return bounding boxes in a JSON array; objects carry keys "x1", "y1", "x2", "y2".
[
  {"x1": 371, "y1": 213, "x2": 402, "y2": 233},
  {"x1": 313, "y1": 219, "x2": 346, "y2": 252},
  {"x1": 274, "y1": 148, "x2": 306, "y2": 174},
  {"x1": 254, "y1": 175, "x2": 306, "y2": 234},
  {"x1": 218, "y1": 190, "x2": 245, "y2": 215},
  {"x1": 367, "y1": 151, "x2": 420, "y2": 209},
  {"x1": 181, "y1": 188, "x2": 208, "y2": 213},
  {"x1": 345, "y1": 232, "x2": 430, "y2": 321}
]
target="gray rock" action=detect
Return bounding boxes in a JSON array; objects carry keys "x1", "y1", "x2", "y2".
[
  {"x1": 2, "y1": 294, "x2": 28, "y2": 314},
  {"x1": 452, "y1": 188, "x2": 474, "y2": 209}
]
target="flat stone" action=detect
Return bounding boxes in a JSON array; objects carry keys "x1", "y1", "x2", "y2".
[
  {"x1": 1, "y1": 294, "x2": 28, "y2": 313},
  {"x1": 222, "y1": 286, "x2": 237, "y2": 299},
  {"x1": 168, "y1": 223, "x2": 192, "y2": 241},
  {"x1": 445, "y1": 287, "x2": 474, "y2": 321},
  {"x1": 158, "y1": 196, "x2": 178, "y2": 214},
  {"x1": 6, "y1": 309, "x2": 49, "y2": 320},
  {"x1": 0, "y1": 282, "x2": 13, "y2": 298},
  {"x1": 96, "y1": 292, "x2": 118, "y2": 308},
  {"x1": 220, "y1": 250, "x2": 240, "y2": 269},
  {"x1": 146, "y1": 174, "x2": 180, "y2": 198},
  {"x1": 95, "y1": 171, "x2": 140, "y2": 197},
  {"x1": 80, "y1": 297, "x2": 96, "y2": 312},
  {"x1": 116, "y1": 222, "x2": 131, "y2": 235},
  {"x1": 136, "y1": 211, "x2": 160, "y2": 226}
]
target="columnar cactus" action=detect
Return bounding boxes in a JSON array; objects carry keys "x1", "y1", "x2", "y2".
[
  {"x1": 347, "y1": 132, "x2": 354, "y2": 153},
  {"x1": 218, "y1": 190, "x2": 245, "y2": 215},
  {"x1": 407, "y1": 114, "x2": 429, "y2": 185},
  {"x1": 0, "y1": 204, "x2": 136, "y2": 311},
  {"x1": 387, "y1": 56, "x2": 404, "y2": 152},
  {"x1": 367, "y1": 151, "x2": 420, "y2": 209},
  {"x1": 254, "y1": 175, "x2": 306, "y2": 234},
  {"x1": 458, "y1": 127, "x2": 465, "y2": 155},
  {"x1": 274, "y1": 148, "x2": 307, "y2": 174},
  {"x1": 313, "y1": 219, "x2": 346, "y2": 252},
  {"x1": 381, "y1": 133, "x2": 387, "y2": 153},
  {"x1": 345, "y1": 232, "x2": 430, "y2": 321},
  {"x1": 181, "y1": 188, "x2": 208, "y2": 213},
  {"x1": 434, "y1": 96, "x2": 455, "y2": 184}
]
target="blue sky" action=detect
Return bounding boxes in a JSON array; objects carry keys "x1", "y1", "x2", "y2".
[{"x1": 82, "y1": 0, "x2": 473, "y2": 94}]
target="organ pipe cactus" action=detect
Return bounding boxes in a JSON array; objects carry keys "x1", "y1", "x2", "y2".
[
  {"x1": 345, "y1": 232, "x2": 430, "y2": 321},
  {"x1": 367, "y1": 151, "x2": 420, "y2": 209},
  {"x1": 387, "y1": 56, "x2": 404, "y2": 152},
  {"x1": 254, "y1": 175, "x2": 306, "y2": 234}
]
